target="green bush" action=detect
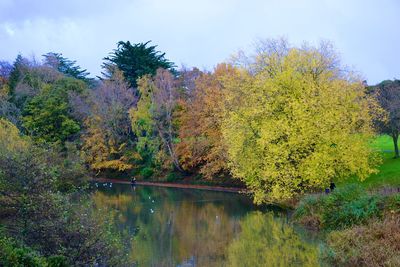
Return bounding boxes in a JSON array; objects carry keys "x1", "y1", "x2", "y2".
[
  {"x1": 294, "y1": 185, "x2": 384, "y2": 230},
  {"x1": 140, "y1": 167, "x2": 154, "y2": 179},
  {"x1": 166, "y1": 171, "x2": 183, "y2": 182},
  {"x1": 0, "y1": 236, "x2": 46, "y2": 267},
  {"x1": 322, "y1": 185, "x2": 383, "y2": 230},
  {"x1": 46, "y1": 256, "x2": 69, "y2": 267},
  {"x1": 293, "y1": 194, "x2": 325, "y2": 229}
]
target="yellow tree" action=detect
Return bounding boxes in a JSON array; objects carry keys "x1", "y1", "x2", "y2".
[{"x1": 222, "y1": 41, "x2": 380, "y2": 203}]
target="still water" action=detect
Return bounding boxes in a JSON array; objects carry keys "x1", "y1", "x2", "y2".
[{"x1": 91, "y1": 183, "x2": 322, "y2": 267}]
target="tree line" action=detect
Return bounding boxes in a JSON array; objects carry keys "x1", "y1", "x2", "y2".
[{"x1": 0, "y1": 38, "x2": 399, "y2": 204}]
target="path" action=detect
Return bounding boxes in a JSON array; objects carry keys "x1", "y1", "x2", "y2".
[{"x1": 93, "y1": 178, "x2": 246, "y2": 193}]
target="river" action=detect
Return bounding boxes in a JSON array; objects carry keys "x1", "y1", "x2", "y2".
[{"x1": 91, "y1": 182, "x2": 324, "y2": 266}]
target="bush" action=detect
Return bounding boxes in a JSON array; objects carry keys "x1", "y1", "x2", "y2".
[
  {"x1": 0, "y1": 119, "x2": 130, "y2": 266},
  {"x1": 140, "y1": 166, "x2": 154, "y2": 179},
  {"x1": 293, "y1": 194, "x2": 325, "y2": 229},
  {"x1": 0, "y1": 235, "x2": 46, "y2": 267},
  {"x1": 294, "y1": 185, "x2": 384, "y2": 230},
  {"x1": 323, "y1": 216, "x2": 400, "y2": 267},
  {"x1": 385, "y1": 194, "x2": 400, "y2": 214},
  {"x1": 166, "y1": 171, "x2": 183, "y2": 182},
  {"x1": 322, "y1": 185, "x2": 383, "y2": 230}
]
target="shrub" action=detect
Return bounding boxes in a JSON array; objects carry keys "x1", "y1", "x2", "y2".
[
  {"x1": 166, "y1": 171, "x2": 183, "y2": 182},
  {"x1": 293, "y1": 194, "x2": 325, "y2": 229},
  {"x1": 323, "y1": 216, "x2": 400, "y2": 267},
  {"x1": 322, "y1": 185, "x2": 383, "y2": 230},
  {"x1": 294, "y1": 185, "x2": 384, "y2": 230},
  {"x1": 0, "y1": 235, "x2": 46, "y2": 267},
  {"x1": 385, "y1": 194, "x2": 400, "y2": 215},
  {"x1": 140, "y1": 166, "x2": 154, "y2": 179}
]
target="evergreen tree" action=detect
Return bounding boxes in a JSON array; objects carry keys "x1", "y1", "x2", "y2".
[
  {"x1": 103, "y1": 41, "x2": 175, "y2": 89},
  {"x1": 43, "y1": 52, "x2": 92, "y2": 83}
]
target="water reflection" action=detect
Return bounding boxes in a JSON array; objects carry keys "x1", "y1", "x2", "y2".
[
  {"x1": 91, "y1": 183, "x2": 321, "y2": 266},
  {"x1": 227, "y1": 212, "x2": 319, "y2": 267}
]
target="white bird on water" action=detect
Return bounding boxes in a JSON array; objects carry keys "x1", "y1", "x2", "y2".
[{"x1": 150, "y1": 208, "x2": 154, "y2": 213}]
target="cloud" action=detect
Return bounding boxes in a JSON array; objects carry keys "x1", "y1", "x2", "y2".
[{"x1": 0, "y1": 0, "x2": 399, "y2": 83}]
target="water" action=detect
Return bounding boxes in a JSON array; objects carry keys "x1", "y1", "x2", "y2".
[{"x1": 91, "y1": 183, "x2": 323, "y2": 267}]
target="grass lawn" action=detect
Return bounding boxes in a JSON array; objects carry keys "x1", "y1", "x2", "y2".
[{"x1": 339, "y1": 135, "x2": 400, "y2": 189}]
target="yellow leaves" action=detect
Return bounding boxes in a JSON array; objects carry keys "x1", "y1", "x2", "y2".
[
  {"x1": 92, "y1": 159, "x2": 133, "y2": 172},
  {"x1": 222, "y1": 46, "x2": 381, "y2": 203},
  {"x1": 82, "y1": 117, "x2": 134, "y2": 173},
  {"x1": 0, "y1": 118, "x2": 30, "y2": 154}
]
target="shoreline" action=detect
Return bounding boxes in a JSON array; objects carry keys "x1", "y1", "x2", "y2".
[{"x1": 93, "y1": 178, "x2": 246, "y2": 193}]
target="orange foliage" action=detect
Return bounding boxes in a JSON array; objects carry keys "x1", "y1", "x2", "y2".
[{"x1": 176, "y1": 64, "x2": 235, "y2": 178}]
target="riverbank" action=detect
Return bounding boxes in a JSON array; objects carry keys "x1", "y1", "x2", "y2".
[
  {"x1": 93, "y1": 178, "x2": 246, "y2": 193},
  {"x1": 293, "y1": 184, "x2": 400, "y2": 266}
]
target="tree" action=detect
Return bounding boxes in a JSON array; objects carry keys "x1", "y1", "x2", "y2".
[
  {"x1": 43, "y1": 52, "x2": 92, "y2": 83},
  {"x1": 176, "y1": 64, "x2": 234, "y2": 178},
  {"x1": 222, "y1": 40, "x2": 380, "y2": 203},
  {"x1": 82, "y1": 68, "x2": 137, "y2": 173},
  {"x1": 0, "y1": 119, "x2": 130, "y2": 265},
  {"x1": 370, "y1": 80, "x2": 400, "y2": 158},
  {"x1": 22, "y1": 78, "x2": 85, "y2": 143},
  {"x1": 130, "y1": 69, "x2": 182, "y2": 174},
  {"x1": 0, "y1": 61, "x2": 12, "y2": 86},
  {"x1": 103, "y1": 41, "x2": 175, "y2": 89}
]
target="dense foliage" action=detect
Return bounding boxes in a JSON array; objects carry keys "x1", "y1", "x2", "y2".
[
  {"x1": 0, "y1": 37, "x2": 398, "y2": 266},
  {"x1": 103, "y1": 41, "x2": 175, "y2": 89},
  {"x1": 0, "y1": 39, "x2": 388, "y2": 203},
  {"x1": 294, "y1": 185, "x2": 385, "y2": 230},
  {"x1": 222, "y1": 42, "x2": 380, "y2": 202},
  {"x1": 0, "y1": 119, "x2": 130, "y2": 266}
]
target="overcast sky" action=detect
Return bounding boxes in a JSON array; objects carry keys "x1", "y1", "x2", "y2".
[{"x1": 0, "y1": 0, "x2": 398, "y2": 84}]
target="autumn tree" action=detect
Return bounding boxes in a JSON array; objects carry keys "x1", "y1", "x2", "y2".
[
  {"x1": 130, "y1": 69, "x2": 182, "y2": 174},
  {"x1": 370, "y1": 80, "x2": 400, "y2": 158},
  {"x1": 82, "y1": 68, "x2": 137, "y2": 173},
  {"x1": 103, "y1": 41, "x2": 175, "y2": 90},
  {"x1": 176, "y1": 64, "x2": 235, "y2": 178},
  {"x1": 222, "y1": 40, "x2": 380, "y2": 203}
]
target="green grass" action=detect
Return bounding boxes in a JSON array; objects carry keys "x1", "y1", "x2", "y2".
[
  {"x1": 339, "y1": 135, "x2": 400, "y2": 189},
  {"x1": 370, "y1": 134, "x2": 395, "y2": 152}
]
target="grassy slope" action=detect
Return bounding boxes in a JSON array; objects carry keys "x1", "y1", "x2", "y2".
[{"x1": 339, "y1": 135, "x2": 400, "y2": 189}]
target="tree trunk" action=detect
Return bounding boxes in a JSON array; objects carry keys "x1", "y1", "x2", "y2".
[{"x1": 392, "y1": 132, "x2": 399, "y2": 158}]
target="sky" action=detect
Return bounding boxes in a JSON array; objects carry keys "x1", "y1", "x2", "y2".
[{"x1": 0, "y1": 0, "x2": 399, "y2": 84}]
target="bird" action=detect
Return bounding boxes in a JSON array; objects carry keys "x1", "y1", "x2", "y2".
[{"x1": 150, "y1": 209, "x2": 154, "y2": 213}]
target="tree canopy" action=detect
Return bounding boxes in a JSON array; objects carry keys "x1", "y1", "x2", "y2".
[
  {"x1": 103, "y1": 41, "x2": 175, "y2": 89},
  {"x1": 43, "y1": 52, "x2": 92, "y2": 83},
  {"x1": 221, "y1": 41, "x2": 380, "y2": 202}
]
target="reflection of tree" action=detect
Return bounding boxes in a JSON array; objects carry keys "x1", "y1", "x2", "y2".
[
  {"x1": 227, "y1": 211, "x2": 320, "y2": 267},
  {"x1": 131, "y1": 199, "x2": 238, "y2": 266},
  {"x1": 91, "y1": 186, "x2": 320, "y2": 267}
]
